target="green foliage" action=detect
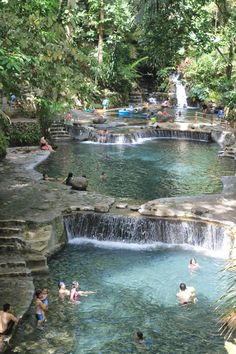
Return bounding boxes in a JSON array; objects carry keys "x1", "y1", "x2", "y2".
[
  {"x1": 0, "y1": 128, "x2": 8, "y2": 159},
  {"x1": 8, "y1": 122, "x2": 41, "y2": 146}
]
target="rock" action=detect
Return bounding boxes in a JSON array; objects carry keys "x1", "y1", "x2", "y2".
[
  {"x1": 94, "y1": 203, "x2": 110, "y2": 213},
  {"x1": 191, "y1": 206, "x2": 209, "y2": 216},
  {"x1": 116, "y1": 203, "x2": 128, "y2": 209},
  {"x1": 129, "y1": 205, "x2": 140, "y2": 211},
  {"x1": 92, "y1": 117, "x2": 107, "y2": 124},
  {"x1": 222, "y1": 176, "x2": 236, "y2": 195},
  {"x1": 79, "y1": 205, "x2": 95, "y2": 211}
]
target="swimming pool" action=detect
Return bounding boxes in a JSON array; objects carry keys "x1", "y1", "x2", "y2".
[
  {"x1": 37, "y1": 139, "x2": 236, "y2": 202},
  {"x1": 8, "y1": 241, "x2": 227, "y2": 354}
]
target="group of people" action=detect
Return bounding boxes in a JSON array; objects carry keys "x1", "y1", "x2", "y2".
[
  {"x1": 0, "y1": 257, "x2": 200, "y2": 348},
  {"x1": 35, "y1": 282, "x2": 95, "y2": 327}
]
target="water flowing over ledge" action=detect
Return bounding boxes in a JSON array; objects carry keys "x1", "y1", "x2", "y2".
[
  {"x1": 64, "y1": 212, "x2": 232, "y2": 257},
  {"x1": 85, "y1": 128, "x2": 212, "y2": 144}
]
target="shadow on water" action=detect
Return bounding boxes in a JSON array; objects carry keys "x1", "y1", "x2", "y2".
[{"x1": 6, "y1": 244, "x2": 226, "y2": 354}]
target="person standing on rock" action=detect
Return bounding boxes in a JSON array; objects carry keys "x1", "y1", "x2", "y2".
[{"x1": 0, "y1": 303, "x2": 20, "y2": 336}]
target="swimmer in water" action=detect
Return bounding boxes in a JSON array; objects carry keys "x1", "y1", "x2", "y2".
[
  {"x1": 188, "y1": 258, "x2": 200, "y2": 272},
  {"x1": 70, "y1": 281, "x2": 96, "y2": 303},
  {"x1": 58, "y1": 282, "x2": 70, "y2": 299},
  {"x1": 176, "y1": 283, "x2": 197, "y2": 305},
  {"x1": 135, "y1": 331, "x2": 145, "y2": 345}
]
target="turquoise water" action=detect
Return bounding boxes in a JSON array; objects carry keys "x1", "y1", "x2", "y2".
[
  {"x1": 37, "y1": 139, "x2": 236, "y2": 201},
  {"x1": 8, "y1": 242, "x2": 227, "y2": 353}
]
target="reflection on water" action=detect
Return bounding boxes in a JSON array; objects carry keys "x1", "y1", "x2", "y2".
[
  {"x1": 8, "y1": 244, "x2": 226, "y2": 354},
  {"x1": 37, "y1": 139, "x2": 236, "y2": 202}
]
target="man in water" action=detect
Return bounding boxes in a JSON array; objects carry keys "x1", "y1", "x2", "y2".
[
  {"x1": 0, "y1": 303, "x2": 20, "y2": 336},
  {"x1": 176, "y1": 283, "x2": 196, "y2": 305}
]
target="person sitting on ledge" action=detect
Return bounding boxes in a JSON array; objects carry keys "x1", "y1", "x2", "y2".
[
  {"x1": 0, "y1": 303, "x2": 20, "y2": 336},
  {"x1": 40, "y1": 137, "x2": 54, "y2": 152}
]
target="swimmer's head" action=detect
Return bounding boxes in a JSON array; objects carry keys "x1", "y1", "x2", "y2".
[
  {"x1": 136, "y1": 331, "x2": 144, "y2": 340},
  {"x1": 180, "y1": 283, "x2": 186, "y2": 291},
  {"x1": 42, "y1": 172, "x2": 48, "y2": 180},
  {"x1": 190, "y1": 258, "x2": 197, "y2": 265},
  {"x1": 35, "y1": 290, "x2": 42, "y2": 298},
  {"x1": 72, "y1": 281, "x2": 79, "y2": 288},
  {"x1": 42, "y1": 288, "x2": 48, "y2": 295},
  {"x1": 58, "y1": 281, "x2": 65, "y2": 289},
  {"x1": 3, "y1": 303, "x2": 10, "y2": 312},
  {"x1": 68, "y1": 172, "x2": 73, "y2": 178}
]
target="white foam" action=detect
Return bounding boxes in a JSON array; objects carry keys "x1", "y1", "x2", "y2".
[
  {"x1": 68, "y1": 237, "x2": 228, "y2": 258},
  {"x1": 82, "y1": 137, "x2": 155, "y2": 146}
]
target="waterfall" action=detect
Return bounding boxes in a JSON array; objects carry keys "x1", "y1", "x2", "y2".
[
  {"x1": 116, "y1": 135, "x2": 126, "y2": 144},
  {"x1": 172, "y1": 74, "x2": 188, "y2": 108},
  {"x1": 87, "y1": 129, "x2": 211, "y2": 144},
  {"x1": 64, "y1": 213, "x2": 232, "y2": 256}
]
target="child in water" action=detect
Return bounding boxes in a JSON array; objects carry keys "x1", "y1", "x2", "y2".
[
  {"x1": 188, "y1": 258, "x2": 200, "y2": 272},
  {"x1": 41, "y1": 288, "x2": 49, "y2": 322},
  {"x1": 135, "y1": 331, "x2": 145, "y2": 345}
]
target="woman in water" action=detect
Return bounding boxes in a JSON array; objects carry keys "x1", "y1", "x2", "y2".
[
  {"x1": 188, "y1": 258, "x2": 200, "y2": 271},
  {"x1": 70, "y1": 281, "x2": 96, "y2": 303}
]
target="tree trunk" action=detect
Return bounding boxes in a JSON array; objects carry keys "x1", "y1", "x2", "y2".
[
  {"x1": 226, "y1": 41, "x2": 234, "y2": 80},
  {"x1": 98, "y1": 8, "x2": 104, "y2": 65}
]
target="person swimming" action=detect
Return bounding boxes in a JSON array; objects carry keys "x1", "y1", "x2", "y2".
[
  {"x1": 70, "y1": 281, "x2": 96, "y2": 303},
  {"x1": 100, "y1": 172, "x2": 107, "y2": 181},
  {"x1": 58, "y1": 282, "x2": 70, "y2": 298},
  {"x1": 188, "y1": 258, "x2": 200, "y2": 271},
  {"x1": 176, "y1": 283, "x2": 197, "y2": 305},
  {"x1": 135, "y1": 331, "x2": 145, "y2": 344}
]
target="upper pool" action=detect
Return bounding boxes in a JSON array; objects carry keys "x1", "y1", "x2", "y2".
[{"x1": 37, "y1": 139, "x2": 236, "y2": 202}]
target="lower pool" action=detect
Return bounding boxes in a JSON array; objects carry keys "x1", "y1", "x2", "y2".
[{"x1": 8, "y1": 241, "x2": 227, "y2": 354}]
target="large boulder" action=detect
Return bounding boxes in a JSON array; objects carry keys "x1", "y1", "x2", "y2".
[{"x1": 66, "y1": 173, "x2": 88, "y2": 191}]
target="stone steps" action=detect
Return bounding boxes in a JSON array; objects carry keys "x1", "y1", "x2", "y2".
[
  {"x1": 24, "y1": 252, "x2": 48, "y2": 274},
  {"x1": 0, "y1": 257, "x2": 26, "y2": 269},
  {"x1": 0, "y1": 227, "x2": 23, "y2": 236},
  {"x1": 0, "y1": 219, "x2": 26, "y2": 228},
  {"x1": 0, "y1": 266, "x2": 31, "y2": 278},
  {"x1": 49, "y1": 122, "x2": 71, "y2": 140},
  {"x1": 0, "y1": 220, "x2": 49, "y2": 275},
  {"x1": 0, "y1": 235, "x2": 27, "y2": 248}
]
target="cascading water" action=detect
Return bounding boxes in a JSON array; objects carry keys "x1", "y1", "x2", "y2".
[
  {"x1": 172, "y1": 73, "x2": 188, "y2": 108},
  {"x1": 64, "y1": 212, "x2": 232, "y2": 257},
  {"x1": 87, "y1": 128, "x2": 212, "y2": 144}
]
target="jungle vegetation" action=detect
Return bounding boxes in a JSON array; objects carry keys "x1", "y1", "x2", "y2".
[{"x1": 0, "y1": 0, "x2": 235, "y2": 117}]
